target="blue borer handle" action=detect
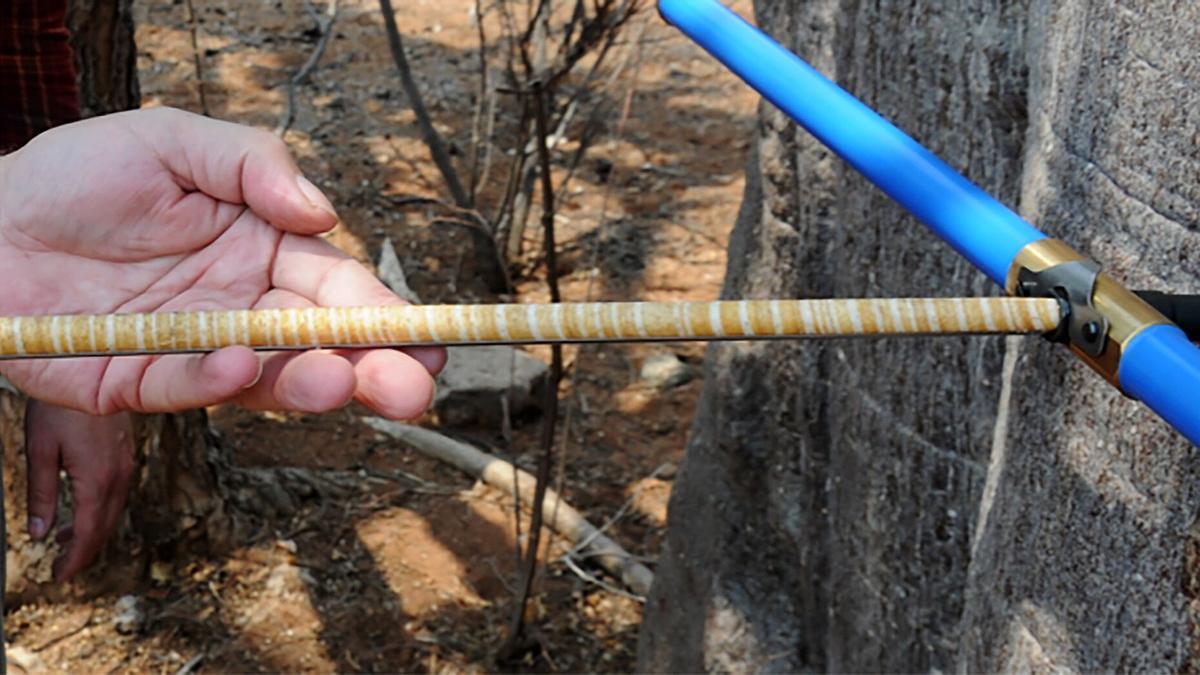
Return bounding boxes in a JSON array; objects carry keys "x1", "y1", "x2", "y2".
[{"x1": 660, "y1": 0, "x2": 1200, "y2": 447}]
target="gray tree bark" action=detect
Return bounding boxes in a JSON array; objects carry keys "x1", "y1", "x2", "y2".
[{"x1": 639, "y1": 1, "x2": 1200, "y2": 672}]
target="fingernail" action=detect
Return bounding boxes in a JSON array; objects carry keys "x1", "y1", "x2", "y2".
[
  {"x1": 296, "y1": 175, "x2": 338, "y2": 219},
  {"x1": 29, "y1": 517, "x2": 45, "y2": 539},
  {"x1": 244, "y1": 359, "x2": 264, "y2": 390}
]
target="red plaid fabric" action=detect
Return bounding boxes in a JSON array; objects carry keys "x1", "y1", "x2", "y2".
[{"x1": 0, "y1": 0, "x2": 79, "y2": 152}]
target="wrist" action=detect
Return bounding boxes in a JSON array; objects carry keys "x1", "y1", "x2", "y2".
[
  {"x1": 0, "y1": 150, "x2": 15, "y2": 249},
  {"x1": 0, "y1": 151, "x2": 9, "y2": 232}
]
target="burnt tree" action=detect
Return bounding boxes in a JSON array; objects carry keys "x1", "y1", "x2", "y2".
[{"x1": 640, "y1": 1, "x2": 1200, "y2": 671}]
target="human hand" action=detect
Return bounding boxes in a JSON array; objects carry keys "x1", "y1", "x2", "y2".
[
  {"x1": 24, "y1": 399, "x2": 134, "y2": 581},
  {"x1": 0, "y1": 107, "x2": 444, "y2": 418}
]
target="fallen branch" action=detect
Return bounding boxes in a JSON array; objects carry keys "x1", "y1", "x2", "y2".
[
  {"x1": 560, "y1": 551, "x2": 643, "y2": 602},
  {"x1": 276, "y1": 0, "x2": 340, "y2": 136},
  {"x1": 362, "y1": 417, "x2": 653, "y2": 597}
]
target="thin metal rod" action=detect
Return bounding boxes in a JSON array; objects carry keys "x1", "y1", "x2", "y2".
[{"x1": 0, "y1": 298, "x2": 1061, "y2": 359}]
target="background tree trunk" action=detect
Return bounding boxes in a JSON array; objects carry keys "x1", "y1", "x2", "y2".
[
  {"x1": 66, "y1": 0, "x2": 140, "y2": 115},
  {"x1": 639, "y1": 1, "x2": 1200, "y2": 671}
]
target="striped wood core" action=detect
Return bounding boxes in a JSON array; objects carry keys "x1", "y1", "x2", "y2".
[{"x1": 0, "y1": 298, "x2": 1061, "y2": 359}]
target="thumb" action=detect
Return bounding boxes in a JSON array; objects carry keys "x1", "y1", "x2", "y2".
[
  {"x1": 136, "y1": 107, "x2": 339, "y2": 235},
  {"x1": 24, "y1": 421, "x2": 61, "y2": 541}
]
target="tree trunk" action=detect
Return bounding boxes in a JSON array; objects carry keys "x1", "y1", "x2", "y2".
[
  {"x1": 639, "y1": 1, "x2": 1200, "y2": 672},
  {"x1": 66, "y1": 0, "x2": 140, "y2": 115}
]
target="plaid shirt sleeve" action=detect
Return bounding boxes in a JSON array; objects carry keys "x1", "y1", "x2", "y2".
[{"x1": 0, "y1": 0, "x2": 80, "y2": 153}]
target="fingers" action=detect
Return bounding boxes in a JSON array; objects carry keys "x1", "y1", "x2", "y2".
[
  {"x1": 23, "y1": 402, "x2": 135, "y2": 581},
  {"x1": 236, "y1": 348, "x2": 436, "y2": 419},
  {"x1": 400, "y1": 346, "x2": 449, "y2": 376},
  {"x1": 135, "y1": 108, "x2": 338, "y2": 235},
  {"x1": 271, "y1": 233, "x2": 400, "y2": 308},
  {"x1": 24, "y1": 402, "x2": 61, "y2": 540},
  {"x1": 235, "y1": 289, "x2": 358, "y2": 412},
  {"x1": 136, "y1": 346, "x2": 262, "y2": 413},
  {"x1": 270, "y1": 233, "x2": 447, "y2": 376},
  {"x1": 53, "y1": 478, "x2": 108, "y2": 581},
  {"x1": 258, "y1": 257, "x2": 441, "y2": 417},
  {"x1": 235, "y1": 348, "x2": 437, "y2": 419},
  {"x1": 53, "y1": 411, "x2": 134, "y2": 581},
  {"x1": 236, "y1": 350, "x2": 357, "y2": 413},
  {"x1": 56, "y1": 467, "x2": 131, "y2": 582},
  {"x1": 344, "y1": 349, "x2": 437, "y2": 420}
]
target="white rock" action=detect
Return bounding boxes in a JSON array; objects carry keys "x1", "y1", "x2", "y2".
[
  {"x1": 113, "y1": 594, "x2": 142, "y2": 635},
  {"x1": 376, "y1": 237, "x2": 422, "y2": 304},
  {"x1": 6, "y1": 646, "x2": 46, "y2": 674},
  {"x1": 374, "y1": 241, "x2": 547, "y2": 427},
  {"x1": 434, "y1": 346, "x2": 548, "y2": 427},
  {"x1": 641, "y1": 353, "x2": 694, "y2": 390}
]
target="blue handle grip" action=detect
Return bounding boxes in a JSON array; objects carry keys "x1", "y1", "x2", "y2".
[
  {"x1": 1119, "y1": 326, "x2": 1200, "y2": 445},
  {"x1": 661, "y1": 0, "x2": 1200, "y2": 447},
  {"x1": 658, "y1": 0, "x2": 1044, "y2": 285}
]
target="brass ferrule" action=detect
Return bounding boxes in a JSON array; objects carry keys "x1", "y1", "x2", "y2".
[{"x1": 1006, "y1": 238, "x2": 1170, "y2": 387}]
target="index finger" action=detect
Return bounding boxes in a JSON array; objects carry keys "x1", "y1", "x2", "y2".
[
  {"x1": 270, "y1": 233, "x2": 447, "y2": 374},
  {"x1": 54, "y1": 481, "x2": 108, "y2": 581},
  {"x1": 132, "y1": 107, "x2": 339, "y2": 235},
  {"x1": 270, "y1": 232, "x2": 399, "y2": 308}
]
